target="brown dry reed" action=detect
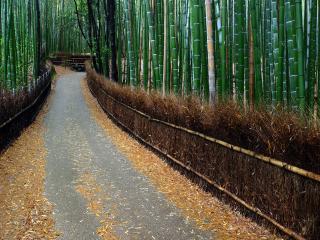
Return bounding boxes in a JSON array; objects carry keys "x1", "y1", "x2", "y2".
[
  {"x1": 0, "y1": 67, "x2": 53, "y2": 151},
  {"x1": 86, "y1": 63, "x2": 320, "y2": 173},
  {"x1": 86, "y1": 62, "x2": 320, "y2": 240}
]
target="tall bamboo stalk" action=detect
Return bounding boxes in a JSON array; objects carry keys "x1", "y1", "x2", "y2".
[
  {"x1": 145, "y1": 0, "x2": 160, "y2": 90},
  {"x1": 190, "y1": 0, "x2": 202, "y2": 95},
  {"x1": 169, "y1": 0, "x2": 179, "y2": 94},
  {"x1": 205, "y1": 0, "x2": 215, "y2": 102},
  {"x1": 295, "y1": 0, "x2": 306, "y2": 110}
]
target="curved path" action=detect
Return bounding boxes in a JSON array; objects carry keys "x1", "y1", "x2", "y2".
[{"x1": 44, "y1": 72, "x2": 212, "y2": 239}]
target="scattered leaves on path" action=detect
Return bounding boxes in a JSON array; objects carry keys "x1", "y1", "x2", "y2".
[
  {"x1": 75, "y1": 173, "x2": 119, "y2": 240},
  {"x1": 0, "y1": 89, "x2": 59, "y2": 239},
  {"x1": 81, "y1": 78, "x2": 283, "y2": 240}
]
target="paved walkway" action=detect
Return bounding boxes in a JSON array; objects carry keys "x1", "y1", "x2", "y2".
[{"x1": 44, "y1": 72, "x2": 212, "y2": 239}]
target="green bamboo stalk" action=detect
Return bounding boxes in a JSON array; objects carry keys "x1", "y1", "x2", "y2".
[
  {"x1": 213, "y1": 0, "x2": 221, "y2": 97},
  {"x1": 264, "y1": 0, "x2": 272, "y2": 105},
  {"x1": 157, "y1": 0, "x2": 164, "y2": 87},
  {"x1": 183, "y1": 0, "x2": 192, "y2": 96},
  {"x1": 178, "y1": 0, "x2": 184, "y2": 93},
  {"x1": 34, "y1": 0, "x2": 41, "y2": 78},
  {"x1": 123, "y1": 0, "x2": 136, "y2": 87},
  {"x1": 235, "y1": 0, "x2": 245, "y2": 101},
  {"x1": 9, "y1": 0, "x2": 16, "y2": 89},
  {"x1": 190, "y1": 0, "x2": 201, "y2": 95},
  {"x1": 132, "y1": 0, "x2": 139, "y2": 85},
  {"x1": 276, "y1": 0, "x2": 285, "y2": 104},
  {"x1": 271, "y1": 0, "x2": 278, "y2": 105},
  {"x1": 219, "y1": 0, "x2": 227, "y2": 97},
  {"x1": 165, "y1": 0, "x2": 171, "y2": 94},
  {"x1": 295, "y1": 0, "x2": 306, "y2": 111},
  {"x1": 285, "y1": 0, "x2": 298, "y2": 108},
  {"x1": 250, "y1": 0, "x2": 262, "y2": 104},
  {"x1": 205, "y1": 0, "x2": 216, "y2": 102},
  {"x1": 162, "y1": 0, "x2": 168, "y2": 95},
  {"x1": 143, "y1": 3, "x2": 149, "y2": 91},
  {"x1": 227, "y1": 0, "x2": 233, "y2": 96},
  {"x1": 169, "y1": 0, "x2": 179, "y2": 94},
  {"x1": 145, "y1": 0, "x2": 160, "y2": 90},
  {"x1": 243, "y1": 0, "x2": 249, "y2": 104},
  {"x1": 307, "y1": 0, "x2": 317, "y2": 111},
  {"x1": 4, "y1": 0, "x2": 9, "y2": 89},
  {"x1": 117, "y1": 0, "x2": 123, "y2": 84},
  {"x1": 200, "y1": 1, "x2": 209, "y2": 100}
]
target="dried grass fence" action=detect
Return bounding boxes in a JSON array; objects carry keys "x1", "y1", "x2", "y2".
[
  {"x1": 0, "y1": 65, "x2": 53, "y2": 151},
  {"x1": 87, "y1": 64, "x2": 320, "y2": 240}
]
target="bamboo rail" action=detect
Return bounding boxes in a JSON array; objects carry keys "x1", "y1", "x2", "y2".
[
  {"x1": 96, "y1": 87, "x2": 320, "y2": 183},
  {"x1": 88, "y1": 82, "x2": 307, "y2": 240}
]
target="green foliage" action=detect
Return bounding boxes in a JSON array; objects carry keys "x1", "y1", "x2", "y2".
[
  {"x1": 1, "y1": 0, "x2": 320, "y2": 116},
  {"x1": 0, "y1": 0, "x2": 87, "y2": 91},
  {"x1": 100, "y1": 0, "x2": 320, "y2": 116}
]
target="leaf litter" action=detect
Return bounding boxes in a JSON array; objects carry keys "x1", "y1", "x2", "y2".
[
  {"x1": 75, "y1": 172, "x2": 119, "y2": 240},
  {"x1": 0, "y1": 74, "x2": 60, "y2": 239}
]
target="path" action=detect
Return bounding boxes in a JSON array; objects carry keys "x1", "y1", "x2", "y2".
[{"x1": 44, "y1": 71, "x2": 212, "y2": 239}]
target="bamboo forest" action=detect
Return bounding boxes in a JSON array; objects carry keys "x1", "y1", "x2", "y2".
[
  {"x1": 0, "y1": 1, "x2": 320, "y2": 240},
  {"x1": 1, "y1": 0, "x2": 320, "y2": 111}
]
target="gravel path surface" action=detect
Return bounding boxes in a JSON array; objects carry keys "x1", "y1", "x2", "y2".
[{"x1": 44, "y1": 72, "x2": 212, "y2": 239}]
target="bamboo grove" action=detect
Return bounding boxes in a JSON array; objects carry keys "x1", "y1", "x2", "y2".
[
  {"x1": 1, "y1": 0, "x2": 320, "y2": 115},
  {"x1": 75, "y1": 0, "x2": 320, "y2": 115},
  {"x1": 0, "y1": 0, "x2": 87, "y2": 91}
]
